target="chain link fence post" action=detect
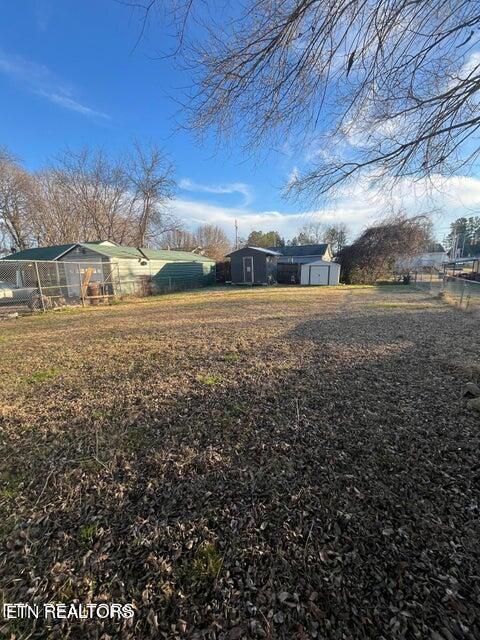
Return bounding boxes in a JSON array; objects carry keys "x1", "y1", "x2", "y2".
[
  {"x1": 77, "y1": 264, "x2": 85, "y2": 307},
  {"x1": 34, "y1": 261, "x2": 46, "y2": 312},
  {"x1": 116, "y1": 263, "x2": 123, "y2": 298}
]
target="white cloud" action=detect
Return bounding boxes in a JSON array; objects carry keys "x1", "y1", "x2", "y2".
[
  {"x1": 35, "y1": 91, "x2": 109, "y2": 118},
  {"x1": 34, "y1": 0, "x2": 52, "y2": 32},
  {"x1": 286, "y1": 166, "x2": 300, "y2": 188},
  {"x1": 171, "y1": 196, "x2": 377, "y2": 241},
  {"x1": 171, "y1": 172, "x2": 480, "y2": 242},
  {"x1": 179, "y1": 178, "x2": 253, "y2": 206},
  {"x1": 459, "y1": 50, "x2": 480, "y2": 77},
  {"x1": 0, "y1": 50, "x2": 109, "y2": 119}
]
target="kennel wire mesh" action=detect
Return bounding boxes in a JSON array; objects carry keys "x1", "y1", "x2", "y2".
[
  {"x1": 0, "y1": 260, "x2": 120, "y2": 314},
  {"x1": 443, "y1": 275, "x2": 480, "y2": 311}
]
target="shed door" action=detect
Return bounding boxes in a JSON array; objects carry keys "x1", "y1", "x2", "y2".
[
  {"x1": 309, "y1": 265, "x2": 330, "y2": 285},
  {"x1": 243, "y1": 256, "x2": 254, "y2": 283},
  {"x1": 64, "y1": 263, "x2": 81, "y2": 297}
]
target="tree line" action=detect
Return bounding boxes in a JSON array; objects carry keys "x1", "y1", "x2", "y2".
[
  {"x1": 0, "y1": 142, "x2": 352, "y2": 263},
  {"x1": 2, "y1": 139, "x2": 473, "y2": 278},
  {"x1": 0, "y1": 143, "x2": 175, "y2": 251},
  {"x1": 245, "y1": 222, "x2": 349, "y2": 253},
  {"x1": 0, "y1": 143, "x2": 233, "y2": 262},
  {"x1": 445, "y1": 217, "x2": 480, "y2": 258},
  {"x1": 0, "y1": 141, "x2": 355, "y2": 264}
]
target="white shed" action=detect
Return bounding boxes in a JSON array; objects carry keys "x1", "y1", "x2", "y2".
[{"x1": 300, "y1": 260, "x2": 340, "y2": 286}]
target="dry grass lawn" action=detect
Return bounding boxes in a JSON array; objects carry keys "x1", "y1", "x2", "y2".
[{"x1": 1, "y1": 285, "x2": 479, "y2": 639}]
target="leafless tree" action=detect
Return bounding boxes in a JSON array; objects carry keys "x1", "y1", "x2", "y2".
[
  {"x1": 290, "y1": 221, "x2": 325, "y2": 245},
  {"x1": 31, "y1": 172, "x2": 90, "y2": 245},
  {"x1": 0, "y1": 143, "x2": 177, "y2": 251},
  {"x1": 47, "y1": 147, "x2": 133, "y2": 243},
  {"x1": 161, "y1": 223, "x2": 231, "y2": 258},
  {"x1": 43, "y1": 143, "x2": 177, "y2": 246},
  {"x1": 161, "y1": 227, "x2": 197, "y2": 251},
  {"x1": 126, "y1": 141, "x2": 177, "y2": 246},
  {"x1": 0, "y1": 148, "x2": 37, "y2": 251},
  {"x1": 128, "y1": 1, "x2": 480, "y2": 198},
  {"x1": 337, "y1": 214, "x2": 432, "y2": 283},
  {"x1": 194, "y1": 224, "x2": 231, "y2": 260}
]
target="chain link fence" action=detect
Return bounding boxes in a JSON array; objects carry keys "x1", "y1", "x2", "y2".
[
  {"x1": 409, "y1": 270, "x2": 444, "y2": 293},
  {"x1": 0, "y1": 260, "x2": 120, "y2": 315},
  {"x1": 443, "y1": 275, "x2": 480, "y2": 311},
  {"x1": 408, "y1": 270, "x2": 480, "y2": 312}
]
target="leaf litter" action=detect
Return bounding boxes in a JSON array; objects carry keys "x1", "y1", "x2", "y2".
[{"x1": 0, "y1": 285, "x2": 479, "y2": 639}]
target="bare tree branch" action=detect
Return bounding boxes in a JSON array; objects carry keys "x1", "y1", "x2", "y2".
[{"x1": 126, "y1": 0, "x2": 480, "y2": 199}]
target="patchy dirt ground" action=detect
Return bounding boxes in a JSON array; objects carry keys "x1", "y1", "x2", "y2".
[{"x1": 1, "y1": 285, "x2": 479, "y2": 640}]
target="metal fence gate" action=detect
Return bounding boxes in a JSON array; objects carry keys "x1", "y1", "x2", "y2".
[{"x1": 0, "y1": 260, "x2": 121, "y2": 314}]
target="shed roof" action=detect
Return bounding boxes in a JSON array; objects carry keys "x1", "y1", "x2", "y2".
[
  {"x1": 138, "y1": 247, "x2": 214, "y2": 263},
  {"x1": 268, "y1": 243, "x2": 330, "y2": 257},
  {"x1": 300, "y1": 258, "x2": 340, "y2": 267},
  {"x1": 2, "y1": 243, "x2": 77, "y2": 261},
  {"x1": 81, "y1": 243, "x2": 141, "y2": 260},
  {"x1": 226, "y1": 246, "x2": 281, "y2": 257},
  {"x1": 2, "y1": 242, "x2": 215, "y2": 264}
]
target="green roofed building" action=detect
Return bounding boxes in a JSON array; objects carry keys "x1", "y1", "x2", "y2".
[{"x1": 2, "y1": 240, "x2": 216, "y2": 295}]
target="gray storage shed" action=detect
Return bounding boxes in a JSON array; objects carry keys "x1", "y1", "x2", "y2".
[{"x1": 226, "y1": 246, "x2": 281, "y2": 285}]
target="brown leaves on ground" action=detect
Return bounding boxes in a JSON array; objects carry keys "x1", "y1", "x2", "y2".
[{"x1": 0, "y1": 285, "x2": 479, "y2": 639}]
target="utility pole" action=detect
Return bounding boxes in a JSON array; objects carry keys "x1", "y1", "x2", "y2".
[
  {"x1": 234, "y1": 219, "x2": 238, "y2": 249},
  {"x1": 451, "y1": 232, "x2": 458, "y2": 260}
]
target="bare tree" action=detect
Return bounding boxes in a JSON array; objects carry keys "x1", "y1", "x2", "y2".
[
  {"x1": 161, "y1": 227, "x2": 197, "y2": 251},
  {"x1": 290, "y1": 221, "x2": 325, "y2": 245},
  {"x1": 32, "y1": 172, "x2": 88, "y2": 245},
  {"x1": 0, "y1": 148, "x2": 37, "y2": 251},
  {"x1": 128, "y1": 1, "x2": 480, "y2": 198},
  {"x1": 126, "y1": 141, "x2": 176, "y2": 246},
  {"x1": 337, "y1": 214, "x2": 432, "y2": 284},
  {"x1": 195, "y1": 224, "x2": 231, "y2": 260},
  {"x1": 44, "y1": 144, "x2": 177, "y2": 246},
  {"x1": 48, "y1": 147, "x2": 133, "y2": 243}
]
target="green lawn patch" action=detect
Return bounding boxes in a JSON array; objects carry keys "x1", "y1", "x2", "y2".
[
  {"x1": 196, "y1": 373, "x2": 224, "y2": 386},
  {"x1": 24, "y1": 368, "x2": 60, "y2": 384}
]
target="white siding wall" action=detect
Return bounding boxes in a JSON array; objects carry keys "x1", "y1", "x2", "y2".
[{"x1": 300, "y1": 261, "x2": 340, "y2": 285}]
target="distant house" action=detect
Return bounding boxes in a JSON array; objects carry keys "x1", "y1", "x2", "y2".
[
  {"x1": 396, "y1": 242, "x2": 449, "y2": 272},
  {"x1": 268, "y1": 243, "x2": 333, "y2": 264},
  {"x1": 2, "y1": 240, "x2": 215, "y2": 294},
  {"x1": 226, "y1": 243, "x2": 340, "y2": 285}
]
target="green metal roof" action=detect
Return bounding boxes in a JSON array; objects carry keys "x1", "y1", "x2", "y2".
[
  {"x1": 82, "y1": 243, "x2": 214, "y2": 263},
  {"x1": 2, "y1": 241, "x2": 215, "y2": 264},
  {"x1": 2, "y1": 243, "x2": 77, "y2": 261},
  {"x1": 139, "y1": 247, "x2": 214, "y2": 263},
  {"x1": 81, "y1": 243, "x2": 142, "y2": 260}
]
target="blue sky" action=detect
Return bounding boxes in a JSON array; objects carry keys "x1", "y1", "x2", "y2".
[{"x1": 0, "y1": 0, "x2": 479, "y2": 244}]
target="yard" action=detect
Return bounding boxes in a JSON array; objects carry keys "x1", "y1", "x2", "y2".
[{"x1": 1, "y1": 285, "x2": 479, "y2": 639}]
